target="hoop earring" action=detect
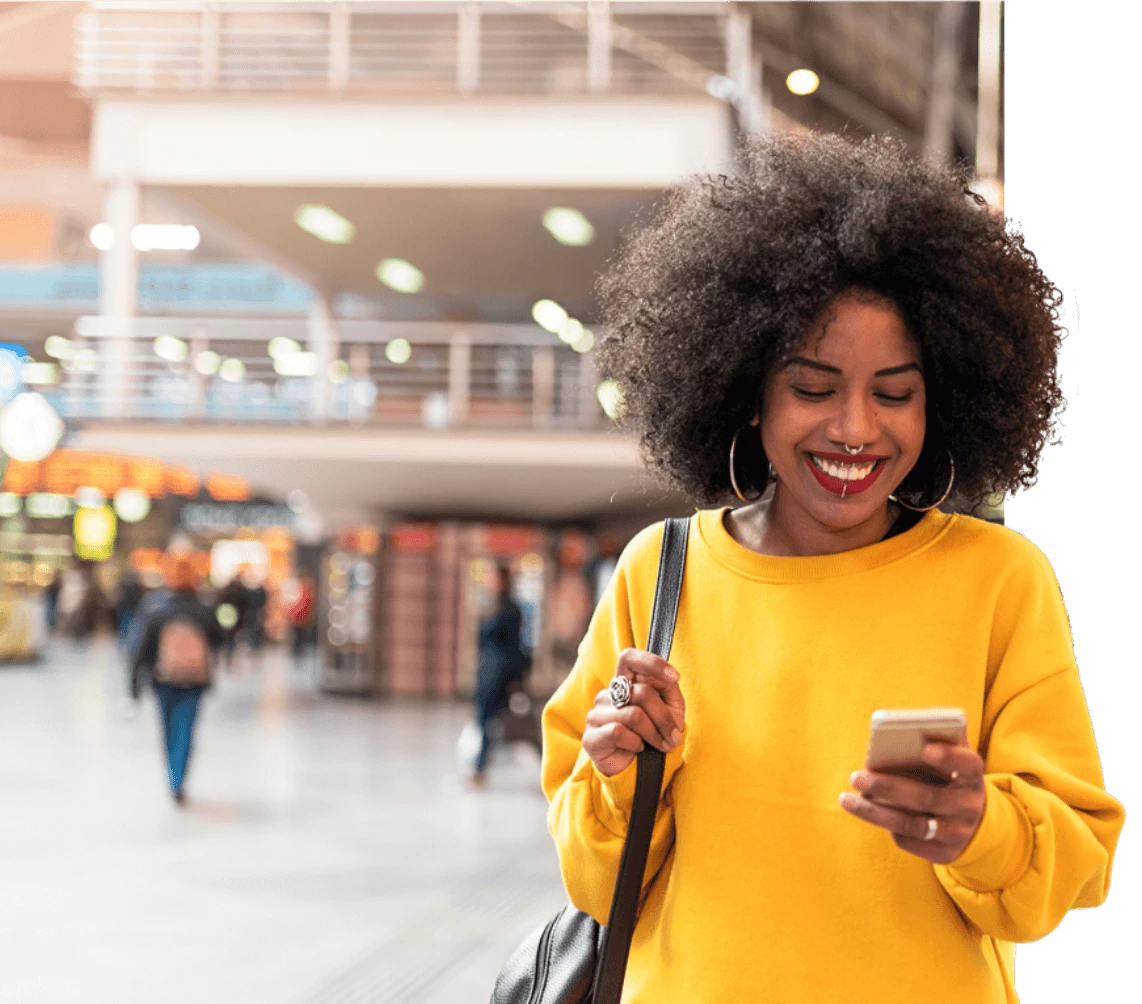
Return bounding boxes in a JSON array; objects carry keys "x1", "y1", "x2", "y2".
[
  {"x1": 892, "y1": 452, "x2": 955, "y2": 512},
  {"x1": 729, "y1": 427, "x2": 765, "y2": 503}
]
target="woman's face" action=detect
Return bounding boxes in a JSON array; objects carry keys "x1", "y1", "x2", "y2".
[{"x1": 760, "y1": 293, "x2": 926, "y2": 530}]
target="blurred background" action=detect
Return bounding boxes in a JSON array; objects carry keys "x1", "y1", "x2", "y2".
[{"x1": 0, "y1": 2, "x2": 1002, "y2": 1001}]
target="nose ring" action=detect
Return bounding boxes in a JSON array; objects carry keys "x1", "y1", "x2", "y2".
[{"x1": 843, "y1": 444, "x2": 864, "y2": 456}]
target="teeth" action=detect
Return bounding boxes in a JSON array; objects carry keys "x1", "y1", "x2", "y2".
[{"x1": 810, "y1": 456, "x2": 876, "y2": 481}]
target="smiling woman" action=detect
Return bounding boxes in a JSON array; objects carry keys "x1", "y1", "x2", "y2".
[{"x1": 538, "y1": 132, "x2": 1125, "y2": 1004}]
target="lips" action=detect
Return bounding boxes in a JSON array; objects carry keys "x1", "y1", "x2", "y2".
[{"x1": 804, "y1": 453, "x2": 888, "y2": 497}]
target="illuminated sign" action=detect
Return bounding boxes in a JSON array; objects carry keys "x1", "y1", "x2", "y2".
[{"x1": 74, "y1": 505, "x2": 117, "y2": 561}]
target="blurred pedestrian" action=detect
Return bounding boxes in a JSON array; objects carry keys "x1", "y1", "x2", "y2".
[
  {"x1": 468, "y1": 563, "x2": 530, "y2": 788},
  {"x1": 43, "y1": 569, "x2": 62, "y2": 634},
  {"x1": 115, "y1": 569, "x2": 144, "y2": 649},
  {"x1": 130, "y1": 552, "x2": 222, "y2": 804},
  {"x1": 214, "y1": 568, "x2": 252, "y2": 670},
  {"x1": 240, "y1": 565, "x2": 268, "y2": 656}
]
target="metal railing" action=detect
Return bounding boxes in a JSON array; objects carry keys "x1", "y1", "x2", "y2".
[
  {"x1": 76, "y1": 1, "x2": 740, "y2": 103},
  {"x1": 46, "y1": 317, "x2": 607, "y2": 431}
]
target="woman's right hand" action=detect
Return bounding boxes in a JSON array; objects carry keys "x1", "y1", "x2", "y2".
[{"x1": 582, "y1": 649, "x2": 686, "y2": 777}]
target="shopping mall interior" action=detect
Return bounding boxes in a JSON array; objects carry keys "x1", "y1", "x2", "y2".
[{"x1": 0, "y1": 3, "x2": 1062, "y2": 1002}]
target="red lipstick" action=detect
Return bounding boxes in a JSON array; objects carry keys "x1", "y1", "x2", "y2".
[{"x1": 804, "y1": 453, "x2": 887, "y2": 497}]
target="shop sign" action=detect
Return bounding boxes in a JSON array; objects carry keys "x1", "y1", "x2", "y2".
[
  {"x1": 74, "y1": 505, "x2": 117, "y2": 561},
  {"x1": 180, "y1": 501, "x2": 293, "y2": 535}
]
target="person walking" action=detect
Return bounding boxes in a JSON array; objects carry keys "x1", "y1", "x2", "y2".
[
  {"x1": 541, "y1": 134, "x2": 1124, "y2": 1002},
  {"x1": 130, "y1": 553, "x2": 222, "y2": 804},
  {"x1": 468, "y1": 563, "x2": 529, "y2": 787},
  {"x1": 115, "y1": 569, "x2": 144, "y2": 649}
]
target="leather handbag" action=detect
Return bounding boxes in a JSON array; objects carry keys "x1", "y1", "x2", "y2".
[{"x1": 490, "y1": 517, "x2": 690, "y2": 1004}]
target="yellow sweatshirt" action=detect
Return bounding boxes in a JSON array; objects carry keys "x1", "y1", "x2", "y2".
[{"x1": 543, "y1": 508, "x2": 1124, "y2": 1003}]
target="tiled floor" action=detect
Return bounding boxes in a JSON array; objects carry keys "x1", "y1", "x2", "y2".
[{"x1": 0, "y1": 638, "x2": 567, "y2": 1003}]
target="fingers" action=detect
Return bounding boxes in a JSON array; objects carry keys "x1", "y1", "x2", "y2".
[
  {"x1": 849, "y1": 768, "x2": 982, "y2": 823},
  {"x1": 838, "y1": 792, "x2": 974, "y2": 862},
  {"x1": 615, "y1": 649, "x2": 686, "y2": 716},
  {"x1": 919, "y1": 741, "x2": 984, "y2": 788},
  {"x1": 587, "y1": 685, "x2": 681, "y2": 751}
]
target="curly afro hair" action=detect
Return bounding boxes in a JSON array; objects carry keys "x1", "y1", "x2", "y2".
[{"x1": 595, "y1": 132, "x2": 1064, "y2": 508}]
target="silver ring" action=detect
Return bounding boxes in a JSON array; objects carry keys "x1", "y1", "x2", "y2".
[
  {"x1": 843, "y1": 443, "x2": 865, "y2": 456},
  {"x1": 923, "y1": 817, "x2": 939, "y2": 841},
  {"x1": 609, "y1": 676, "x2": 632, "y2": 709}
]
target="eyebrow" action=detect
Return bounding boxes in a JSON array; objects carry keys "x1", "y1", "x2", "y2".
[{"x1": 784, "y1": 356, "x2": 922, "y2": 377}]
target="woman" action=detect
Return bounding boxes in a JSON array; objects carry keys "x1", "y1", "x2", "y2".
[
  {"x1": 470, "y1": 563, "x2": 529, "y2": 787},
  {"x1": 542, "y1": 134, "x2": 1124, "y2": 1002}
]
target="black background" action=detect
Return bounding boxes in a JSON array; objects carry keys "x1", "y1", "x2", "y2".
[{"x1": 1000, "y1": 7, "x2": 1123, "y2": 996}]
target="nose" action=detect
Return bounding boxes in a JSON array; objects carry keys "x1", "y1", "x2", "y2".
[{"x1": 827, "y1": 389, "x2": 878, "y2": 449}]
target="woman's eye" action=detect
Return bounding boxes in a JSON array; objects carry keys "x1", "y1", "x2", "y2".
[
  {"x1": 791, "y1": 386, "x2": 833, "y2": 400},
  {"x1": 875, "y1": 392, "x2": 915, "y2": 404}
]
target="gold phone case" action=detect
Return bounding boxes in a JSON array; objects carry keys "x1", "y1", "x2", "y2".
[{"x1": 866, "y1": 707, "x2": 966, "y2": 778}]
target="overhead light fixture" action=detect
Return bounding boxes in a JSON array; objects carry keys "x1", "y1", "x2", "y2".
[
  {"x1": 532, "y1": 299, "x2": 568, "y2": 333},
  {"x1": 0, "y1": 391, "x2": 64, "y2": 462},
  {"x1": 89, "y1": 223, "x2": 115, "y2": 251},
  {"x1": 131, "y1": 224, "x2": 200, "y2": 252},
  {"x1": 571, "y1": 328, "x2": 595, "y2": 354},
  {"x1": 327, "y1": 359, "x2": 350, "y2": 383},
  {"x1": 113, "y1": 488, "x2": 151, "y2": 524},
  {"x1": 377, "y1": 258, "x2": 424, "y2": 294},
  {"x1": 295, "y1": 205, "x2": 355, "y2": 244},
  {"x1": 21, "y1": 361, "x2": 59, "y2": 386},
  {"x1": 153, "y1": 334, "x2": 188, "y2": 363},
  {"x1": 273, "y1": 351, "x2": 320, "y2": 377},
  {"x1": 219, "y1": 358, "x2": 245, "y2": 383},
  {"x1": 556, "y1": 317, "x2": 583, "y2": 346},
  {"x1": 194, "y1": 350, "x2": 221, "y2": 376},
  {"x1": 267, "y1": 336, "x2": 302, "y2": 360},
  {"x1": 542, "y1": 207, "x2": 595, "y2": 247},
  {"x1": 75, "y1": 486, "x2": 106, "y2": 509},
  {"x1": 385, "y1": 338, "x2": 412, "y2": 364},
  {"x1": 786, "y1": 68, "x2": 820, "y2": 96},
  {"x1": 596, "y1": 379, "x2": 626, "y2": 420},
  {"x1": 44, "y1": 336, "x2": 72, "y2": 360}
]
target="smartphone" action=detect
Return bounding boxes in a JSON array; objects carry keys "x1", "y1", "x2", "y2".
[{"x1": 866, "y1": 708, "x2": 967, "y2": 786}]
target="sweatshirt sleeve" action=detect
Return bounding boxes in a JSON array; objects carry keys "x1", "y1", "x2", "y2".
[
  {"x1": 934, "y1": 543, "x2": 1125, "y2": 943},
  {"x1": 542, "y1": 523, "x2": 685, "y2": 926}
]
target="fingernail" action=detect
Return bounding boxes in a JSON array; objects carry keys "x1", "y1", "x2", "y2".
[
  {"x1": 671, "y1": 729, "x2": 683, "y2": 745},
  {"x1": 922, "y1": 744, "x2": 943, "y2": 764},
  {"x1": 839, "y1": 792, "x2": 858, "y2": 809},
  {"x1": 850, "y1": 770, "x2": 869, "y2": 791},
  {"x1": 665, "y1": 668, "x2": 679, "y2": 681}
]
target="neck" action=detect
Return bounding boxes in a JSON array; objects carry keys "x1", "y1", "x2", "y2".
[{"x1": 727, "y1": 486, "x2": 897, "y2": 558}]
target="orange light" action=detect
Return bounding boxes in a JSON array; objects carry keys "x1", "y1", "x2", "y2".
[
  {"x1": 125, "y1": 458, "x2": 167, "y2": 497},
  {"x1": 130, "y1": 548, "x2": 165, "y2": 572},
  {"x1": 2, "y1": 458, "x2": 41, "y2": 495},
  {"x1": 166, "y1": 466, "x2": 200, "y2": 496},
  {"x1": 205, "y1": 473, "x2": 250, "y2": 501}
]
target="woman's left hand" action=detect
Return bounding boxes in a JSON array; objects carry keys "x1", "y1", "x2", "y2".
[{"x1": 840, "y1": 739, "x2": 987, "y2": 865}]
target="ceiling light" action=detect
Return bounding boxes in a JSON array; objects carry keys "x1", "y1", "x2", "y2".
[
  {"x1": 542, "y1": 207, "x2": 595, "y2": 247},
  {"x1": 44, "y1": 336, "x2": 71, "y2": 360},
  {"x1": 267, "y1": 336, "x2": 302, "y2": 359},
  {"x1": 219, "y1": 358, "x2": 245, "y2": 383},
  {"x1": 0, "y1": 392, "x2": 64, "y2": 461},
  {"x1": 532, "y1": 299, "x2": 568, "y2": 333},
  {"x1": 131, "y1": 224, "x2": 200, "y2": 252},
  {"x1": 21, "y1": 361, "x2": 59, "y2": 386},
  {"x1": 113, "y1": 488, "x2": 151, "y2": 523},
  {"x1": 153, "y1": 334, "x2": 188, "y2": 363},
  {"x1": 557, "y1": 317, "x2": 583, "y2": 346},
  {"x1": 89, "y1": 223, "x2": 114, "y2": 251},
  {"x1": 786, "y1": 68, "x2": 820, "y2": 96},
  {"x1": 327, "y1": 359, "x2": 350, "y2": 383},
  {"x1": 195, "y1": 350, "x2": 220, "y2": 375},
  {"x1": 273, "y1": 351, "x2": 320, "y2": 377},
  {"x1": 377, "y1": 258, "x2": 424, "y2": 294},
  {"x1": 596, "y1": 379, "x2": 626, "y2": 421},
  {"x1": 385, "y1": 338, "x2": 412, "y2": 364},
  {"x1": 571, "y1": 328, "x2": 595, "y2": 354},
  {"x1": 295, "y1": 204, "x2": 355, "y2": 245}
]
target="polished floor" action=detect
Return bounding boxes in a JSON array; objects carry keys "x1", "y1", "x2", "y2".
[{"x1": 0, "y1": 639, "x2": 567, "y2": 1004}]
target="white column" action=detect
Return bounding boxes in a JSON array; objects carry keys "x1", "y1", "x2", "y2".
[
  {"x1": 457, "y1": 3, "x2": 480, "y2": 93},
  {"x1": 448, "y1": 331, "x2": 470, "y2": 425},
  {"x1": 98, "y1": 176, "x2": 139, "y2": 418},
  {"x1": 726, "y1": 3, "x2": 762, "y2": 133},
  {"x1": 924, "y1": 4, "x2": 965, "y2": 163},
  {"x1": 199, "y1": 3, "x2": 220, "y2": 89},
  {"x1": 975, "y1": 1, "x2": 1002, "y2": 179},
  {"x1": 587, "y1": 1, "x2": 611, "y2": 93},
  {"x1": 329, "y1": 2, "x2": 350, "y2": 91},
  {"x1": 531, "y1": 347, "x2": 555, "y2": 429},
  {"x1": 307, "y1": 293, "x2": 338, "y2": 423}
]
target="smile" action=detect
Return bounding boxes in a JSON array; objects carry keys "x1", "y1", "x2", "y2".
[{"x1": 804, "y1": 452, "x2": 888, "y2": 497}]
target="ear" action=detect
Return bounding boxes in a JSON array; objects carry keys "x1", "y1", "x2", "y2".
[{"x1": 748, "y1": 414, "x2": 760, "y2": 427}]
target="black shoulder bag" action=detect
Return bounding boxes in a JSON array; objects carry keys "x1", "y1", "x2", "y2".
[{"x1": 490, "y1": 517, "x2": 689, "y2": 1004}]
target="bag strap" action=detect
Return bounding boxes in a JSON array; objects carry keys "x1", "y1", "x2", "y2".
[{"x1": 591, "y1": 516, "x2": 690, "y2": 1004}]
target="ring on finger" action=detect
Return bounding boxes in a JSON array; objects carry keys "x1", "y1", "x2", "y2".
[
  {"x1": 922, "y1": 817, "x2": 939, "y2": 841},
  {"x1": 609, "y1": 676, "x2": 632, "y2": 709}
]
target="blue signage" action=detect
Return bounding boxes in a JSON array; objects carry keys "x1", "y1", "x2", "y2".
[{"x1": 0, "y1": 263, "x2": 314, "y2": 313}]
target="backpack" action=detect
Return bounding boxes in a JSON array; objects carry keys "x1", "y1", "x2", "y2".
[{"x1": 154, "y1": 616, "x2": 211, "y2": 686}]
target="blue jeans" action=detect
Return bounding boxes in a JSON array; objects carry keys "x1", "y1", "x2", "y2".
[{"x1": 154, "y1": 684, "x2": 205, "y2": 795}]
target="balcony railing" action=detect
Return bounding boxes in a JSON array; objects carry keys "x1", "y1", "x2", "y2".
[
  {"x1": 76, "y1": 1, "x2": 739, "y2": 103},
  {"x1": 46, "y1": 317, "x2": 608, "y2": 431}
]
